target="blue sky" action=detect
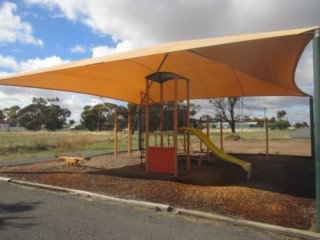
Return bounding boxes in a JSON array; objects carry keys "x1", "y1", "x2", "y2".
[
  {"x1": 11, "y1": 2, "x2": 118, "y2": 60},
  {"x1": 0, "y1": 0, "x2": 319, "y2": 123},
  {"x1": 0, "y1": 1, "x2": 115, "y2": 64}
]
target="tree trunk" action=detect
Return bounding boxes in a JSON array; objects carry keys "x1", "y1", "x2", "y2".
[{"x1": 230, "y1": 120, "x2": 236, "y2": 135}]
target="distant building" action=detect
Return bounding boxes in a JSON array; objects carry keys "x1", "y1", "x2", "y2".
[
  {"x1": 221, "y1": 122, "x2": 258, "y2": 129},
  {"x1": 235, "y1": 122, "x2": 258, "y2": 129},
  {"x1": 0, "y1": 120, "x2": 9, "y2": 129}
]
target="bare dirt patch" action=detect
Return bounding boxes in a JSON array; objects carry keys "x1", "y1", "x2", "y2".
[{"x1": 0, "y1": 151, "x2": 315, "y2": 231}]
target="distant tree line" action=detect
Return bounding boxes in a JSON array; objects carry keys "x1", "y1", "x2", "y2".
[
  {"x1": 0, "y1": 96, "x2": 308, "y2": 132},
  {"x1": 76, "y1": 102, "x2": 129, "y2": 131},
  {"x1": 0, "y1": 98, "x2": 201, "y2": 132},
  {"x1": 0, "y1": 97, "x2": 71, "y2": 131},
  {"x1": 75, "y1": 101, "x2": 200, "y2": 132},
  {"x1": 0, "y1": 97, "x2": 128, "y2": 132}
]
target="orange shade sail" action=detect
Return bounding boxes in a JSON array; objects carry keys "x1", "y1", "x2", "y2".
[{"x1": 0, "y1": 26, "x2": 318, "y2": 104}]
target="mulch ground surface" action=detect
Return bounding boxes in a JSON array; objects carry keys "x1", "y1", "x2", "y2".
[{"x1": 0, "y1": 152, "x2": 316, "y2": 231}]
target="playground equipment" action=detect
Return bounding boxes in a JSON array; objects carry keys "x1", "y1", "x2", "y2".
[
  {"x1": 141, "y1": 71, "x2": 252, "y2": 179},
  {"x1": 180, "y1": 127, "x2": 252, "y2": 180},
  {"x1": 113, "y1": 109, "x2": 138, "y2": 159},
  {"x1": 57, "y1": 156, "x2": 89, "y2": 166},
  {"x1": 142, "y1": 72, "x2": 191, "y2": 177},
  {"x1": 111, "y1": 95, "x2": 273, "y2": 179}
]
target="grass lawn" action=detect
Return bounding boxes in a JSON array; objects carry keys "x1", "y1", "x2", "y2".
[
  {"x1": 0, "y1": 128, "x2": 307, "y2": 162},
  {"x1": 0, "y1": 130, "x2": 130, "y2": 161}
]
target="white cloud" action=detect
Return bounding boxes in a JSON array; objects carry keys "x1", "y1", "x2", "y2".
[
  {"x1": 70, "y1": 44, "x2": 86, "y2": 54},
  {"x1": 0, "y1": 2, "x2": 43, "y2": 46},
  {"x1": 0, "y1": 55, "x2": 19, "y2": 70},
  {"x1": 22, "y1": 0, "x2": 320, "y2": 45},
  {"x1": 0, "y1": 72, "x2": 11, "y2": 77},
  {"x1": 0, "y1": 55, "x2": 69, "y2": 74},
  {"x1": 91, "y1": 40, "x2": 134, "y2": 57},
  {"x1": 19, "y1": 56, "x2": 69, "y2": 72},
  {"x1": 24, "y1": 0, "x2": 87, "y2": 20}
]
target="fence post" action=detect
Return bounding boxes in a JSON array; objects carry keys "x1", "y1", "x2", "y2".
[
  {"x1": 220, "y1": 115, "x2": 223, "y2": 151},
  {"x1": 114, "y1": 109, "x2": 118, "y2": 159},
  {"x1": 265, "y1": 118, "x2": 269, "y2": 158},
  {"x1": 127, "y1": 113, "x2": 131, "y2": 158},
  {"x1": 199, "y1": 118, "x2": 203, "y2": 152}
]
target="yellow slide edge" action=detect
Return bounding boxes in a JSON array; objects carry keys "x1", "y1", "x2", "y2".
[{"x1": 179, "y1": 127, "x2": 252, "y2": 180}]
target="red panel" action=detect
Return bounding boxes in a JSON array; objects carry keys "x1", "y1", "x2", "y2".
[{"x1": 147, "y1": 147, "x2": 175, "y2": 174}]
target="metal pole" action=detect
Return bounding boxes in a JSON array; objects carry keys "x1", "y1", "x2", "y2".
[
  {"x1": 127, "y1": 113, "x2": 131, "y2": 158},
  {"x1": 173, "y1": 77, "x2": 178, "y2": 177},
  {"x1": 313, "y1": 28, "x2": 320, "y2": 232},
  {"x1": 186, "y1": 80, "x2": 191, "y2": 171},
  {"x1": 220, "y1": 115, "x2": 223, "y2": 151},
  {"x1": 199, "y1": 118, "x2": 202, "y2": 152},
  {"x1": 206, "y1": 114, "x2": 209, "y2": 163},
  {"x1": 114, "y1": 109, "x2": 118, "y2": 159},
  {"x1": 138, "y1": 106, "x2": 142, "y2": 150},
  {"x1": 160, "y1": 83, "x2": 164, "y2": 147},
  {"x1": 310, "y1": 96, "x2": 315, "y2": 158},
  {"x1": 265, "y1": 118, "x2": 269, "y2": 158},
  {"x1": 240, "y1": 97, "x2": 243, "y2": 146},
  {"x1": 145, "y1": 79, "x2": 150, "y2": 173}
]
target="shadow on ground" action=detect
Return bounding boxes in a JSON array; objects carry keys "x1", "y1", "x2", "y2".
[
  {"x1": 0, "y1": 201, "x2": 42, "y2": 230},
  {"x1": 85, "y1": 154, "x2": 315, "y2": 199}
]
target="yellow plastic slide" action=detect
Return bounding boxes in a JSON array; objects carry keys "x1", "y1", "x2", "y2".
[{"x1": 179, "y1": 127, "x2": 252, "y2": 180}]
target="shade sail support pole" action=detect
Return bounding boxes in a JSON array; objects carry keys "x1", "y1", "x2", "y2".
[
  {"x1": 186, "y1": 79, "x2": 191, "y2": 171},
  {"x1": 313, "y1": 28, "x2": 320, "y2": 232},
  {"x1": 173, "y1": 77, "x2": 178, "y2": 177},
  {"x1": 310, "y1": 96, "x2": 315, "y2": 158},
  {"x1": 145, "y1": 79, "x2": 150, "y2": 173},
  {"x1": 160, "y1": 83, "x2": 164, "y2": 147}
]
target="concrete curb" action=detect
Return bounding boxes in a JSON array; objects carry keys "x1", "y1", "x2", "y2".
[
  {"x1": 0, "y1": 176, "x2": 12, "y2": 182},
  {"x1": 8, "y1": 179, "x2": 171, "y2": 212},
  {"x1": 6, "y1": 178, "x2": 320, "y2": 240},
  {"x1": 176, "y1": 208, "x2": 320, "y2": 240},
  {"x1": 73, "y1": 189, "x2": 171, "y2": 212}
]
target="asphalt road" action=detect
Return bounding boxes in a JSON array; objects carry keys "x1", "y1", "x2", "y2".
[{"x1": 0, "y1": 181, "x2": 300, "y2": 240}]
